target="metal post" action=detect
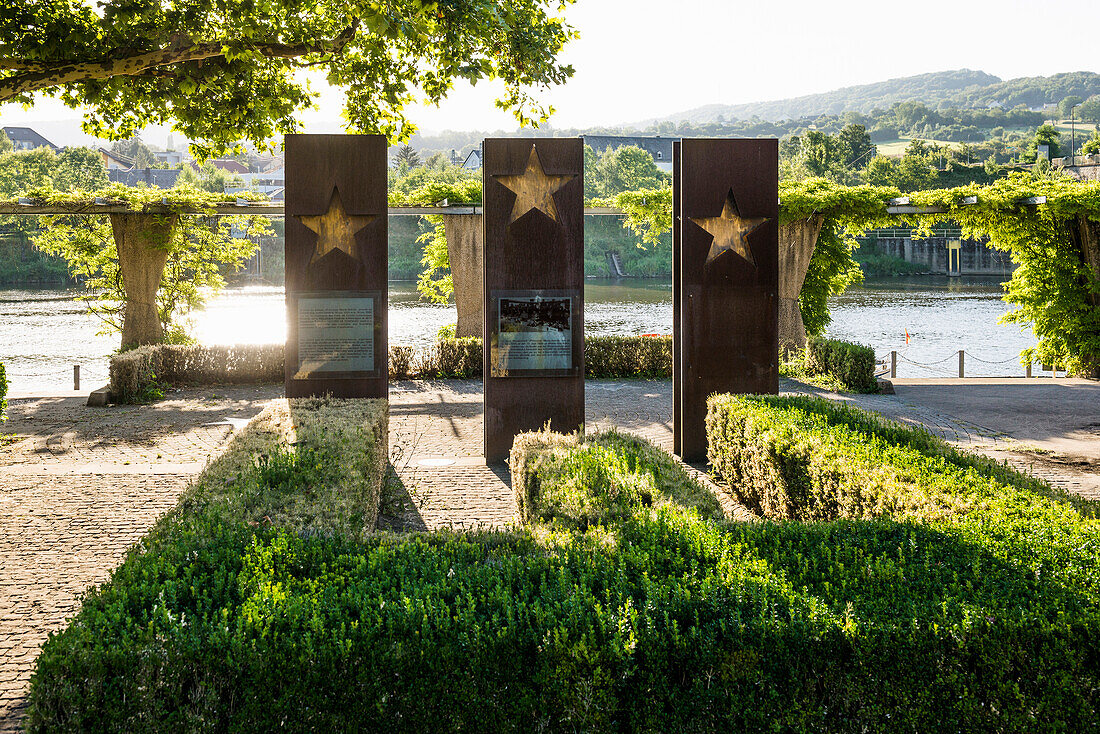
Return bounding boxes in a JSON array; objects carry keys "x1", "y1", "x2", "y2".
[
  {"x1": 74, "y1": 365, "x2": 80, "y2": 391},
  {"x1": 958, "y1": 350, "x2": 965, "y2": 378},
  {"x1": 891, "y1": 350, "x2": 897, "y2": 379}
]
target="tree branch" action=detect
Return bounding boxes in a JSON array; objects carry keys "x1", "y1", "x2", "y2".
[{"x1": 0, "y1": 20, "x2": 358, "y2": 102}]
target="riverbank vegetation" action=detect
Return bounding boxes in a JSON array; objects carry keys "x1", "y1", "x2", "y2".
[
  {"x1": 26, "y1": 395, "x2": 1100, "y2": 730},
  {"x1": 852, "y1": 238, "x2": 929, "y2": 276}
]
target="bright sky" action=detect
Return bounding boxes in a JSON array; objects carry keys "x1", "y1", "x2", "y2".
[{"x1": 3, "y1": 0, "x2": 1099, "y2": 146}]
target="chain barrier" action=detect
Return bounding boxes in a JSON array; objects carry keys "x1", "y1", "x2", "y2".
[
  {"x1": 895, "y1": 353, "x2": 955, "y2": 368},
  {"x1": 963, "y1": 351, "x2": 1019, "y2": 365},
  {"x1": 877, "y1": 349, "x2": 1042, "y2": 378}
]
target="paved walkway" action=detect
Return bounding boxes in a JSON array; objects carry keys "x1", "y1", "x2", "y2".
[
  {"x1": 0, "y1": 385, "x2": 278, "y2": 732},
  {"x1": 2, "y1": 377, "x2": 1097, "y2": 731}
]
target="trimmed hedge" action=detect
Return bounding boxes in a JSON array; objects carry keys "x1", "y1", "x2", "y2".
[
  {"x1": 430, "y1": 335, "x2": 673, "y2": 379},
  {"x1": 29, "y1": 391, "x2": 1100, "y2": 729},
  {"x1": 110, "y1": 344, "x2": 284, "y2": 402},
  {"x1": 110, "y1": 344, "x2": 430, "y2": 402},
  {"x1": 171, "y1": 396, "x2": 389, "y2": 535},
  {"x1": 108, "y1": 336, "x2": 676, "y2": 401},
  {"x1": 432, "y1": 336, "x2": 482, "y2": 378},
  {"x1": 803, "y1": 336, "x2": 878, "y2": 392},
  {"x1": 582, "y1": 335, "x2": 671, "y2": 378},
  {"x1": 705, "y1": 393, "x2": 1097, "y2": 521},
  {"x1": 509, "y1": 428, "x2": 723, "y2": 530}
]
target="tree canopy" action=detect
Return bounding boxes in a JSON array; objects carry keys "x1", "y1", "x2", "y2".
[{"x1": 1, "y1": 0, "x2": 577, "y2": 156}]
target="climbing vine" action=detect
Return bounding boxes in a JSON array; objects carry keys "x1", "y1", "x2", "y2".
[
  {"x1": 607, "y1": 179, "x2": 900, "y2": 336},
  {"x1": 387, "y1": 175, "x2": 482, "y2": 305},
  {"x1": 906, "y1": 173, "x2": 1100, "y2": 376},
  {"x1": 10, "y1": 184, "x2": 271, "y2": 344}
]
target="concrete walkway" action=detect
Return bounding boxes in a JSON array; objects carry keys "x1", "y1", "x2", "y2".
[{"x1": 2, "y1": 376, "x2": 1097, "y2": 731}]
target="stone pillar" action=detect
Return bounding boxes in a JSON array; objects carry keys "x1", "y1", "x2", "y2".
[
  {"x1": 777, "y1": 214, "x2": 825, "y2": 355},
  {"x1": 111, "y1": 212, "x2": 180, "y2": 348},
  {"x1": 441, "y1": 214, "x2": 484, "y2": 338}
]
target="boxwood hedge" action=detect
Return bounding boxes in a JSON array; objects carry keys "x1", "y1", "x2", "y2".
[
  {"x1": 430, "y1": 335, "x2": 673, "y2": 379},
  {"x1": 25, "y1": 395, "x2": 1100, "y2": 731},
  {"x1": 803, "y1": 336, "x2": 878, "y2": 392},
  {"x1": 510, "y1": 428, "x2": 723, "y2": 530}
]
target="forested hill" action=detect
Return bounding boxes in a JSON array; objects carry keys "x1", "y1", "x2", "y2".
[{"x1": 651, "y1": 70, "x2": 1100, "y2": 124}]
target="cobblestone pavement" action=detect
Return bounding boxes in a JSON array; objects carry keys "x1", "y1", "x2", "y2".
[{"x1": 0, "y1": 385, "x2": 278, "y2": 733}]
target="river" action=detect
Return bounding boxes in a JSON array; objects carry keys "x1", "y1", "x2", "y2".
[{"x1": 0, "y1": 276, "x2": 1035, "y2": 392}]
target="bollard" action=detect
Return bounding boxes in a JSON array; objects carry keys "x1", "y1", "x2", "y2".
[
  {"x1": 890, "y1": 350, "x2": 897, "y2": 379},
  {"x1": 958, "y1": 350, "x2": 964, "y2": 379},
  {"x1": 74, "y1": 365, "x2": 80, "y2": 391}
]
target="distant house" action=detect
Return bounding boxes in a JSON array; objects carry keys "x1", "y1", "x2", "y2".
[
  {"x1": 581, "y1": 135, "x2": 674, "y2": 172},
  {"x1": 108, "y1": 168, "x2": 183, "y2": 188},
  {"x1": 249, "y1": 155, "x2": 283, "y2": 172},
  {"x1": 461, "y1": 148, "x2": 482, "y2": 170},
  {"x1": 191, "y1": 158, "x2": 249, "y2": 175},
  {"x1": 153, "y1": 150, "x2": 185, "y2": 166},
  {"x1": 98, "y1": 148, "x2": 134, "y2": 170},
  {"x1": 2, "y1": 126, "x2": 60, "y2": 152},
  {"x1": 227, "y1": 167, "x2": 285, "y2": 198}
]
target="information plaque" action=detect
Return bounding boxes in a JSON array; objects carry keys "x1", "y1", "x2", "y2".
[
  {"x1": 291, "y1": 291, "x2": 380, "y2": 379},
  {"x1": 489, "y1": 290, "x2": 578, "y2": 377}
]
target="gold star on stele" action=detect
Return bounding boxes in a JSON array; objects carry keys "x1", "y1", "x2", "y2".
[
  {"x1": 493, "y1": 145, "x2": 576, "y2": 224},
  {"x1": 296, "y1": 187, "x2": 375, "y2": 265},
  {"x1": 691, "y1": 189, "x2": 769, "y2": 267}
]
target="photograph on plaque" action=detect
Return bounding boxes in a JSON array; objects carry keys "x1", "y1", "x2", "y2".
[
  {"x1": 293, "y1": 291, "x2": 378, "y2": 378},
  {"x1": 492, "y1": 293, "x2": 572, "y2": 375}
]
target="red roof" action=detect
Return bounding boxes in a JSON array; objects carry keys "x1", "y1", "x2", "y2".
[{"x1": 189, "y1": 159, "x2": 250, "y2": 174}]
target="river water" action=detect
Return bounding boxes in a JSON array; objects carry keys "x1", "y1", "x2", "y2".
[{"x1": 0, "y1": 276, "x2": 1035, "y2": 392}]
